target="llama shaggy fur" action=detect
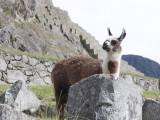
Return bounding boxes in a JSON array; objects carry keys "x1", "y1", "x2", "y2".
[
  {"x1": 51, "y1": 28, "x2": 126, "y2": 118},
  {"x1": 51, "y1": 56, "x2": 102, "y2": 117}
]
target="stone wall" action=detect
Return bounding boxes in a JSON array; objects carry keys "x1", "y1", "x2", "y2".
[
  {"x1": 0, "y1": 50, "x2": 159, "y2": 91},
  {"x1": 0, "y1": 51, "x2": 54, "y2": 85}
]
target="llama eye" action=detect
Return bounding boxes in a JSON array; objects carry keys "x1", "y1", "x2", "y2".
[
  {"x1": 111, "y1": 40, "x2": 118, "y2": 46},
  {"x1": 105, "y1": 40, "x2": 110, "y2": 44}
]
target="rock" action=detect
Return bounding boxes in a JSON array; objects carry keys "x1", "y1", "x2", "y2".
[
  {"x1": 0, "y1": 72, "x2": 2, "y2": 79},
  {"x1": 44, "y1": 76, "x2": 52, "y2": 85},
  {"x1": 25, "y1": 70, "x2": 33, "y2": 76},
  {"x1": 66, "y1": 74, "x2": 143, "y2": 120},
  {"x1": 29, "y1": 58, "x2": 39, "y2": 66},
  {"x1": 10, "y1": 61, "x2": 26, "y2": 68},
  {"x1": 0, "y1": 58, "x2": 7, "y2": 71},
  {"x1": 6, "y1": 70, "x2": 27, "y2": 83},
  {"x1": 0, "y1": 104, "x2": 36, "y2": 120},
  {"x1": 44, "y1": 61, "x2": 53, "y2": 66},
  {"x1": 22, "y1": 55, "x2": 29, "y2": 63},
  {"x1": 4, "y1": 80, "x2": 22, "y2": 105},
  {"x1": 123, "y1": 75, "x2": 134, "y2": 84},
  {"x1": 47, "y1": 66, "x2": 53, "y2": 73},
  {"x1": 29, "y1": 73, "x2": 46, "y2": 86},
  {"x1": 35, "y1": 64, "x2": 47, "y2": 71},
  {"x1": 1, "y1": 80, "x2": 41, "y2": 111},
  {"x1": 14, "y1": 55, "x2": 22, "y2": 61},
  {"x1": 7, "y1": 64, "x2": 13, "y2": 69},
  {"x1": 143, "y1": 99, "x2": 160, "y2": 120},
  {"x1": 38, "y1": 71, "x2": 48, "y2": 77}
]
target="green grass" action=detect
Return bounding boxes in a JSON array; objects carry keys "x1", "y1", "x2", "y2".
[
  {"x1": 120, "y1": 71, "x2": 159, "y2": 81},
  {"x1": 0, "y1": 84, "x2": 11, "y2": 94},
  {"x1": 0, "y1": 47, "x2": 63, "y2": 61},
  {"x1": 143, "y1": 91, "x2": 160, "y2": 98},
  {"x1": 30, "y1": 85, "x2": 55, "y2": 106}
]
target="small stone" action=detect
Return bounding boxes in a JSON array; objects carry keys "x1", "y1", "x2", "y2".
[
  {"x1": 6, "y1": 70, "x2": 27, "y2": 83},
  {"x1": 29, "y1": 73, "x2": 46, "y2": 86},
  {"x1": 35, "y1": 64, "x2": 46, "y2": 71},
  {"x1": 0, "y1": 72, "x2": 2, "y2": 79},
  {"x1": 14, "y1": 55, "x2": 22, "y2": 61},
  {"x1": 25, "y1": 71, "x2": 33, "y2": 76},
  {"x1": 44, "y1": 76, "x2": 52, "y2": 85},
  {"x1": 22, "y1": 55, "x2": 29, "y2": 63},
  {"x1": 8, "y1": 64, "x2": 13, "y2": 69},
  {"x1": 44, "y1": 61, "x2": 53, "y2": 66},
  {"x1": 47, "y1": 66, "x2": 53, "y2": 73},
  {"x1": 29, "y1": 58, "x2": 39, "y2": 66},
  {"x1": 0, "y1": 58, "x2": 7, "y2": 71},
  {"x1": 39, "y1": 71, "x2": 48, "y2": 77}
]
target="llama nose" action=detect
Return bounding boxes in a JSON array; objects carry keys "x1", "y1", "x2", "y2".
[{"x1": 102, "y1": 43, "x2": 108, "y2": 50}]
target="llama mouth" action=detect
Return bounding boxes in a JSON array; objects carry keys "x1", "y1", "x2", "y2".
[{"x1": 106, "y1": 47, "x2": 111, "y2": 52}]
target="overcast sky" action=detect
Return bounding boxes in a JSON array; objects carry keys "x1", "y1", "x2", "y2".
[{"x1": 53, "y1": 0, "x2": 160, "y2": 64}]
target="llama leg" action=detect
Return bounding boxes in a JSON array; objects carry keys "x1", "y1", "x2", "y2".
[
  {"x1": 54, "y1": 83, "x2": 70, "y2": 119},
  {"x1": 110, "y1": 73, "x2": 119, "y2": 80}
]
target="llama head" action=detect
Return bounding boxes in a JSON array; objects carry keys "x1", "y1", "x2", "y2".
[{"x1": 102, "y1": 28, "x2": 126, "y2": 53}]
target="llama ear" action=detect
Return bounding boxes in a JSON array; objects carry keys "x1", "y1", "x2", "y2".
[
  {"x1": 118, "y1": 28, "x2": 126, "y2": 42},
  {"x1": 108, "y1": 28, "x2": 113, "y2": 36}
]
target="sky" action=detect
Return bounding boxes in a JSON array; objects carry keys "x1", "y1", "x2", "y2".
[{"x1": 53, "y1": 0, "x2": 160, "y2": 64}]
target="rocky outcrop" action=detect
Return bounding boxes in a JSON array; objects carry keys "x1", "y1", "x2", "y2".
[
  {"x1": 0, "y1": 0, "x2": 36, "y2": 21},
  {"x1": 0, "y1": 80, "x2": 41, "y2": 111},
  {"x1": 123, "y1": 75, "x2": 159, "y2": 92},
  {"x1": 0, "y1": 0, "x2": 145, "y2": 77},
  {"x1": 66, "y1": 74, "x2": 143, "y2": 120},
  {"x1": 143, "y1": 99, "x2": 160, "y2": 120}
]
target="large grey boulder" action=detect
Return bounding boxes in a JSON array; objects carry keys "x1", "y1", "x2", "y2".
[
  {"x1": 0, "y1": 80, "x2": 41, "y2": 111},
  {"x1": 143, "y1": 99, "x2": 160, "y2": 120},
  {"x1": 0, "y1": 104, "x2": 36, "y2": 120},
  {"x1": 66, "y1": 74, "x2": 143, "y2": 120}
]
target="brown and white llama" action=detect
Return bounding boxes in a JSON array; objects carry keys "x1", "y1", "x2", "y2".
[{"x1": 51, "y1": 28, "x2": 126, "y2": 118}]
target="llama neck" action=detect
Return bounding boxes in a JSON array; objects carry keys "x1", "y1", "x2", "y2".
[
  {"x1": 102, "y1": 52, "x2": 122, "y2": 75},
  {"x1": 106, "y1": 52, "x2": 122, "y2": 61}
]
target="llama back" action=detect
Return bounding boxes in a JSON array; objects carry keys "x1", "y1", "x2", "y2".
[{"x1": 55, "y1": 56, "x2": 102, "y2": 85}]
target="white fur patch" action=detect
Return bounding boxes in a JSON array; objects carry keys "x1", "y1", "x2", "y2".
[{"x1": 102, "y1": 36, "x2": 122, "y2": 79}]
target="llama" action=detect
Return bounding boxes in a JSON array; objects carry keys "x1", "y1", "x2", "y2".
[
  {"x1": 51, "y1": 28, "x2": 126, "y2": 118},
  {"x1": 102, "y1": 28, "x2": 126, "y2": 79}
]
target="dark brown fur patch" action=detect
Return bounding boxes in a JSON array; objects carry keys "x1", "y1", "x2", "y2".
[
  {"x1": 51, "y1": 56, "x2": 103, "y2": 117},
  {"x1": 108, "y1": 61, "x2": 119, "y2": 74}
]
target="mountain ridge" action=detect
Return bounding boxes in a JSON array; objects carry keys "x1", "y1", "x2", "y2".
[{"x1": 122, "y1": 54, "x2": 160, "y2": 79}]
